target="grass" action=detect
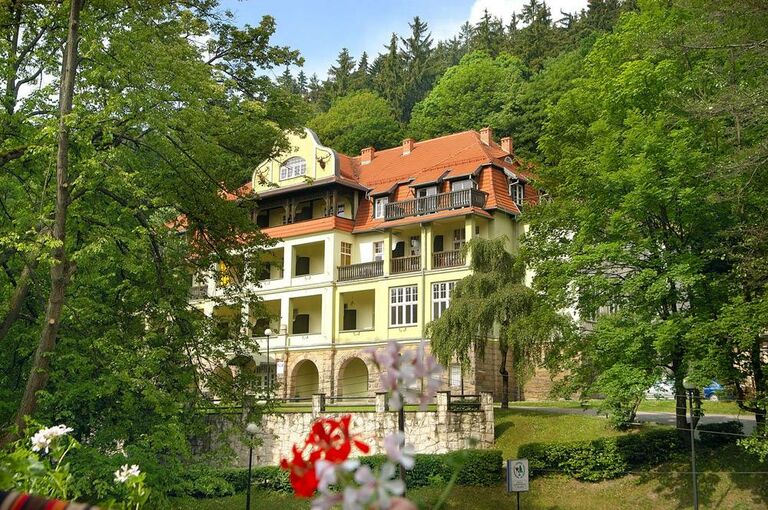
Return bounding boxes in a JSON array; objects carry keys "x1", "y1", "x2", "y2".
[
  {"x1": 509, "y1": 399, "x2": 744, "y2": 416},
  {"x1": 172, "y1": 408, "x2": 768, "y2": 509}
]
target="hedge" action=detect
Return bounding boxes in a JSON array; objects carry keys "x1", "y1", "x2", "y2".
[
  {"x1": 184, "y1": 449, "x2": 503, "y2": 498},
  {"x1": 697, "y1": 421, "x2": 744, "y2": 448},
  {"x1": 518, "y1": 428, "x2": 686, "y2": 482}
]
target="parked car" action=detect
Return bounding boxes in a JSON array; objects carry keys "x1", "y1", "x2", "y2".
[
  {"x1": 703, "y1": 381, "x2": 727, "y2": 401},
  {"x1": 645, "y1": 380, "x2": 675, "y2": 400}
]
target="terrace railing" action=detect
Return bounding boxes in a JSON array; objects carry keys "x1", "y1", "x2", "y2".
[{"x1": 384, "y1": 188, "x2": 487, "y2": 221}]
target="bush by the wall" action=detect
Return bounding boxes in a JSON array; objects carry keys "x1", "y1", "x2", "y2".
[
  {"x1": 697, "y1": 421, "x2": 744, "y2": 448},
  {"x1": 518, "y1": 428, "x2": 685, "y2": 482},
  {"x1": 361, "y1": 449, "x2": 502, "y2": 488},
  {"x1": 217, "y1": 466, "x2": 291, "y2": 493}
]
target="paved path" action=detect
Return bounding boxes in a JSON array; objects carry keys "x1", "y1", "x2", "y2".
[{"x1": 507, "y1": 405, "x2": 757, "y2": 434}]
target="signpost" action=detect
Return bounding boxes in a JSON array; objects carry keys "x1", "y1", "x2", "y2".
[{"x1": 506, "y1": 459, "x2": 529, "y2": 510}]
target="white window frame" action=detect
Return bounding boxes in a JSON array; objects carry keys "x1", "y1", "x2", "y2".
[
  {"x1": 390, "y1": 285, "x2": 418, "y2": 327},
  {"x1": 374, "y1": 197, "x2": 389, "y2": 219},
  {"x1": 432, "y1": 281, "x2": 456, "y2": 320},
  {"x1": 510, "y1": 181, "x2": 524, "y2": 206},
  {"x1": 451, "y1": 179, "x2": 474, "y2": 191},
  {"x1": 373, "y1": 241, "x2": 384, "y2": 261},
  {"x1": 449, "y1": 364, "x2": 461, "y2": 388},
  {"x1": 340, "y1": 242, "x2": 352, "y2": 267},
  {"x1": 279, "y1": 157, "x2": 307, "y2": 181}
]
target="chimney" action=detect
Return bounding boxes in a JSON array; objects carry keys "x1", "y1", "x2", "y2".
[
  {"x1": 501, "y1": 136, "x2": 514, "y2": 155},
  {"x1": 479, "y1": 127, "x2": 493, "y2": 146},
  {"x1": 361, "y1": 146, "x2": 374, "y2": 165},
  {"x1": 402, "y1": 138, "x2": 415, "y2": 155}
]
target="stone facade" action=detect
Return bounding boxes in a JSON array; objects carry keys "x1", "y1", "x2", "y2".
[{"x1": 210, "y1": 391, "x2": 494, "y2": 467}]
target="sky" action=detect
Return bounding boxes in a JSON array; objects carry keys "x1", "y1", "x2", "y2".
[{"x1": 219, "y1": 0, "x2": 589, "y2": 80}]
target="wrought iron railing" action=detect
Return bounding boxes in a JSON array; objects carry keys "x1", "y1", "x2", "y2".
[
  {"x1": 337, "y1": 260, "x2": 384, "y2": 281},
  {"x1": 384, "y1": 188, "x2": 487, "y2": 220},
  {"x1": 433, "y1": 249, "x2": 465, "y2": 269},
  {"x1": 391, "y1": 255, "x2": 420, "y2": 274}
]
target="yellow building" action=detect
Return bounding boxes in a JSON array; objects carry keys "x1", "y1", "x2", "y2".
[{"x1": 191, "y1": 127, "x2": 537, "y2": 401}]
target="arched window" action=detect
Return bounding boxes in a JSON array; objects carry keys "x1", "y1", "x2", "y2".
[{"x1": 279, "y1": 157, "x2": 306, "y2": 181}]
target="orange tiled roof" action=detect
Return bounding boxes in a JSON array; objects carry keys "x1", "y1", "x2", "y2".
[{"x1": 224, "y1": 129, "x2": 535, "y2": 238}]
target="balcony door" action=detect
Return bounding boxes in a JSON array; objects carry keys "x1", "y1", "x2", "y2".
[{"x1": 416, "y1": 186, "x2": 438, "y2": 214}]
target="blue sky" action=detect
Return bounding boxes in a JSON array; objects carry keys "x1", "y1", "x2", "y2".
[{"x1": 219, "y1": 0, "x2": 588, "y2": 80}]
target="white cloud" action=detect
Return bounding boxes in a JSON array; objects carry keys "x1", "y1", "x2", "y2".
[{"x1": 469, "y1": 0, "x2": 589, "y2": 25}]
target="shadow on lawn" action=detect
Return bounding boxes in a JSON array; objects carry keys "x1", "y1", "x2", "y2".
[{"x1": 635, "y1": 445, "x2": 768, "y2": 510}]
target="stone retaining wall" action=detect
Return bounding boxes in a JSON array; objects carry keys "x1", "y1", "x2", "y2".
[{"x1": 207, "y1": 391, "x2": 494, "y2": 467}]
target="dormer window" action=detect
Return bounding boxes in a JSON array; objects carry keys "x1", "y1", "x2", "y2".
[
  {"x1": 374, "y1": 196, "x2": 389, "y2": 219},
  {"x1": 509, "y1": 181, "x2": 524, "y2": 207},
  {"x1": 451, "y1": 179, "x2": 475, "y2": 192},
  {"x1": 279, "y1": 157, "x2": 306, "y2": 181}
]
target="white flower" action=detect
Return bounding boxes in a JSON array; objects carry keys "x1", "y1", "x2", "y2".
[
  {"x1": 30, "y1": 424, "x2": 74, "y2": 453},
  {"x1": 368, "y1": 341, "x2": 443, "y2": 411},
  {"x1": 114, "y1": 464, "x2": 141, "y2": 483},
  {"x1": 383, "y1": 432, "x2": 415, "y2": 470}
]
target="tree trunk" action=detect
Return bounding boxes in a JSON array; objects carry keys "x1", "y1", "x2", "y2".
[
  {"x1": 6, "y1": 0, "x2": 82, "y2": 442},
  {"x1": 499, "y1": 345, "x2": 509, "y2": 409},
  {"x1": 671, "y1": 356, "x2": 689, "y2": 433},
  {"x1": 0, "y1": 261, "x2": 38, "y2": 343}
]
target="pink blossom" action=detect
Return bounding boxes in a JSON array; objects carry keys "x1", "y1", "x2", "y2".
[
  {"x1": 383, "y1": 432, "x2": 415, "y2": 470},
  {"x1": 367, "y1": 341, "x2": 443, "y2": 410}
]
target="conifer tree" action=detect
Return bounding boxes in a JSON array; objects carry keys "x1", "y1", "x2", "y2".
[
  {"x1": 400, "y1": 16, "x2": 435, "y2": 122},
  {"x1": 296, "y1": 70, "x2": 308, "y2": 96},
  {"x1": 328, "y1": 47, "x2": 356, "y2": 99},
  {"x1": 373, "y1": 33, "x2": 405, "y2": 121}
]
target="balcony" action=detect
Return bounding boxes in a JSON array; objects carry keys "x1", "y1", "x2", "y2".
[
  {"x1": 391, "y1": 255, "x2": 420, "y2": 274},
  {"x1": 433, "y1": 249, "x2": 465, "y2": 269},
  {"x1": 384, "y1": 188, "x2": 487, "y2": 221},
  {"x1": 338, "y1": 260, "x2": 384, "y2": 282}
]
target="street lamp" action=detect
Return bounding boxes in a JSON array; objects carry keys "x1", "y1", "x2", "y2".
[
  {"x1": 263, "y1": 328, "x2": 273, "y2": 391},
  {"x1": 683, "y1": 377, "x2": 699, "y2": 510},
  {"x1": 245, "y1": 422, "x2": 258, "y2": 510}
]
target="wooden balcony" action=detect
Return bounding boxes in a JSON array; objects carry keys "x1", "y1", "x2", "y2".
[
  {"x1": 337, "y1": 260, "x2": 384, "y2": 282},
  {"x1": 391, "y1": 255, "x2": 420, "y2": 274},
  {"x1": 433, "y1": 249, "x2": 465, "y2": 269},
  {"x1": 384, "y1": 188, "x2": 487, "y2": 221}
]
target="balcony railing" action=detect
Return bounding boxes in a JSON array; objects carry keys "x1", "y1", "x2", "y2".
[
  {"x1": 391, "y1": 255, "x2": 420, "y2": 274},
  {"x1": 337, "y1": 260, "x2": 384, "y2": 282},
  {"x1": 433, "y1": 249, "x2": 465, "y2": 269},
  {"x1": 189, "y1": 285, "x2": 208, "y2": 300},
  {"x1": 384, "y1": 188, "x2": 487, "y2": 221}
]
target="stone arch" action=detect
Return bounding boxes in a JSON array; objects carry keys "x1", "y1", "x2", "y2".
[
  {"x1": 292, "y1": 359, "x2": 319, "y2": 398},
  {"x1": 338, "y1": 357, "x2": 369, "y2": 398}
]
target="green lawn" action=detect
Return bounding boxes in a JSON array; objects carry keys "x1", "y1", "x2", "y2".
[
  {"x1": 172, "y1": 408, "x2": 768, "y2": 509},
  {"x1": 509, "y1": 399, "x2": 744, "y2": 416}
]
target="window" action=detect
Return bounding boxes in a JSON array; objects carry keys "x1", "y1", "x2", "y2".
[
  {"x1": 450, "y1": 365, "x2": 461, "y2": 388},
  {"x1": 337, "y1": 204, "x2": 345, "y2": 216},
  {"x1": 432, "y1": 281, "x2": 456, "y2": 320},
  {"x1": 373, "y1": 241, "x2": 384, "y2": 261},
  {"x1": 374, "y1": 197, "x2": 389, "y2": 219},
  {"x1": 510, "y1": 181, "x2": 524, "y2": 206},
  {"x1": 390, "y1": 286, "x2": 418, "y2": 327},
  {"x1": 453, "y1": 228, "x2": 466, "y2": 251},
  {"x1": 340, "y1": 242, "x2": 352, "y2": 267},
  {"x1": 451, "y1": 179, "x2": 474, "y2": 191},
  {"x1": 409, "y1": 236, "x2": 420, "y2": 257},
  {"x1": 417, "y1": 186, "x2": 438, "y2": 197},
  {"x1": 279, "y1": 157, "x2": 306, "y2": 181}
]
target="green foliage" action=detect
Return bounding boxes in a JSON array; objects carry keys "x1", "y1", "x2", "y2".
[
  {"x1": 308, "y1": 91, "x2": 403, "y2": 154},
  {"x1": 519, "y1": 428, "x2": 685, "y2": 482},
  {"x1": 698, "y1": 421, "x2": 744, "y2": 449},
  {"x1": 409, "y1": 51, "x2": 525, "y2": 139}
]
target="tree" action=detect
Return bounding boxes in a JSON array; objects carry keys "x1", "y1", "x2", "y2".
[
  {"x1": 409, "y1": 51, "x2": 525, "y2": 140},
  {"x1": 0, "y1": 2, "x2": 303, "y2": 489},
  {"x1": 327, "y1": 48, "x2": 356, "y2": 99},
  {"x1": 400, "y1": 16, "x2": 435, "y2": 121},
  {"x1": 471, "y1": 9, "x2": 505, "y2": 56},
  {"x1": 373, "y1": 33, "x2": 405, "y2": 121},
  {"x1": 308, "y1": 91, "x2": 402, "y2": 155},
  {"x1": 352, "y1": 51, "x2": 371, "y2": 90},
  {"x1": 428, "y1": 237, "x2": 572, "y2": 408}
]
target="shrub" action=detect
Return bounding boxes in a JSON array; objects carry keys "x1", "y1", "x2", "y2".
[
  {"x1": 216, "y1": 466, "x2": 291, "y2": 493},
  {"x1": 519, "y1": 428, "x2": 685, "y2": 482},
  {"x1": 698, "y1": 421, "x2": 744, "y2": 448}
]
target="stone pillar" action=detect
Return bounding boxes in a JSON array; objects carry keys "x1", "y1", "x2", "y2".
[
  {"x1": 436, "y1": 391, "x2": 450, "y2": 420},
  {"x1": 480, "y1": 392, "x2": 494, "y2": 447},
  {"x1": 375, "y1": 392, "x2": 389, "y2": 413},
  {"x1": 312, "y1": 393, "x2": 326, "y2": 417}
]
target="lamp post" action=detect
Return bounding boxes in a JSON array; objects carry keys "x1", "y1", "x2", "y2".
[
  {"x1": 263, "y1": 328, "x2": 273, "y2": 392},
  {"x1": 683, "y1": 377, "x2": 699, "y2": 510},
  {"x1": 245, "y1": 422, "x2": 258, "y2": 510}
]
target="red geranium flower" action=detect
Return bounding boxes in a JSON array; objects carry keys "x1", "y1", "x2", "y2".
[{"x1": 279, "y1": 444, "x2": 318, "y2": 497}]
